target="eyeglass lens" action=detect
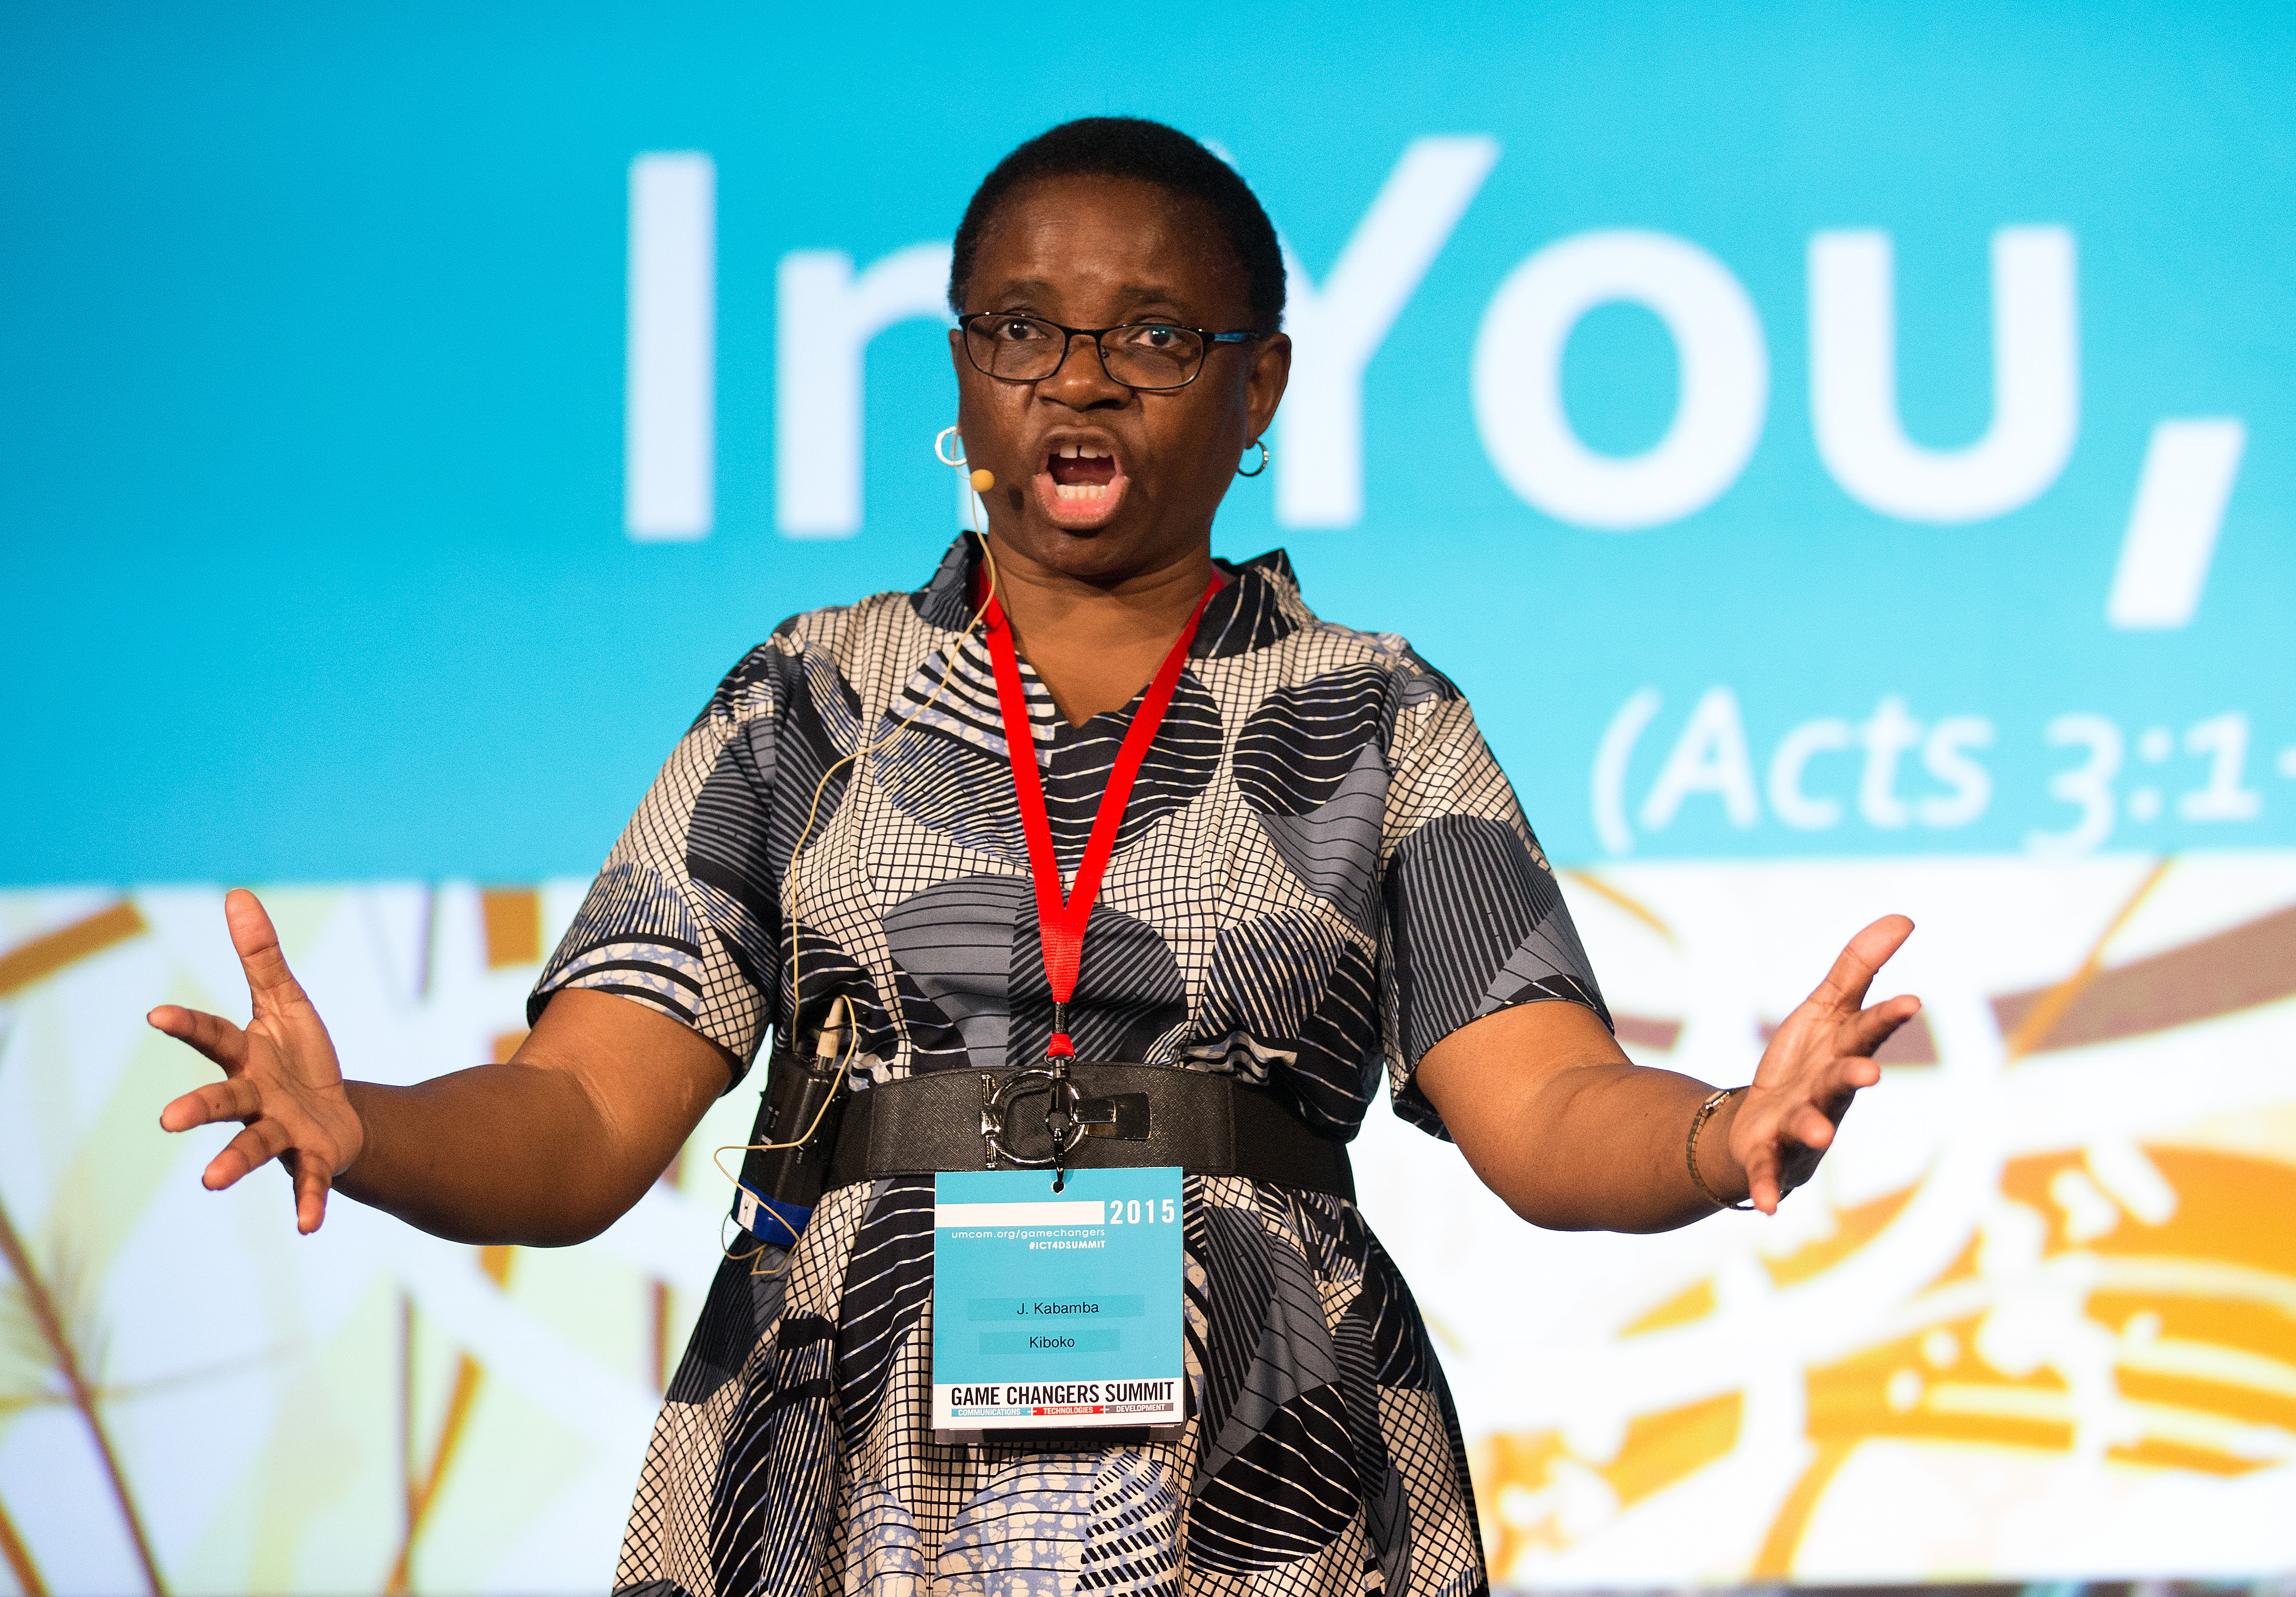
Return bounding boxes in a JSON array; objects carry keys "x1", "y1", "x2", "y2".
[{"x1": 965, "y1": 316, "x2": 1206, "y2": 390}]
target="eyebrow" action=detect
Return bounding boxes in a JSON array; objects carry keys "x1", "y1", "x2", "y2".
[{"x1": 977, "y1": 278, "x2": 1198, "y2": 318}]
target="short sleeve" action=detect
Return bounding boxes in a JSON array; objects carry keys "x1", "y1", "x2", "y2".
[
  {"x1": 1376, "y1": 652, "x2": 1610, "y2": 1138},
  {"x1": 528, "y1": 643, "x2": 793, "y2": 1086}
]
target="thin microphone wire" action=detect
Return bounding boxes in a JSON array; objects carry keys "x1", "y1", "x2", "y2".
[{"x1": 716, "y1": 476, "x2": 1004, "y2": 1273}]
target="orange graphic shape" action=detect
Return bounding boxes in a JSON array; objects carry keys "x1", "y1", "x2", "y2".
[
  {"x1": 1472, "y1": 1391, "x2": 1742, "y2": 1578},
  {"x1": 1621, "y1": 1278, "x2": 1715, "y2": 1338},
  {"x1": 480, "y1": 888, "x2": 541, "y2": 969},
  {"x1": 386, "y1": 1246, "x2": 517, "y2": 1593},
  {"x1": 1757, "y1": 1141, "x2": 2296, "y2": 1575},
  {"x1": 1600, "y1": 1390, "x2": 1742, "y2": 1508},
  {"x1": 0, "y1": 900, "x2": 147, "y2": 998},
  {"x1": 1760, "y1": 1184, "x2": 1917, "y2": 1290}
]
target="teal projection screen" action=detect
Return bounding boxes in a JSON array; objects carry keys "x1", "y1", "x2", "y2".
[{"x1": 4, "y1": 3, "x2": 2294, "y2": 1591}]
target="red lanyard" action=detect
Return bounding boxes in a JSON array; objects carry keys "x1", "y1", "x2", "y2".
[{"x1": 982, "y1": 572, "x2": 1221, "y2": 1061}]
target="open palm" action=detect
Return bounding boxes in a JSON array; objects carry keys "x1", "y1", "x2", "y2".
[
  {"x1": 1729, "y1": 914, "x2": 1920, "y2": 1214},
  {"x1": 149, "y1": 888, "x2": 363, "y2": 1234}
]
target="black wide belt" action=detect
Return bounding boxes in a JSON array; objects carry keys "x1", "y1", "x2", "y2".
[{"x1": 825, "y1": 1062, "x2": 1354, "y2": 1202}]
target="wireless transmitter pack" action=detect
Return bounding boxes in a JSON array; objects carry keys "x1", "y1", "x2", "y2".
[{"x1": 729, "y1": 998, "x2": 851, "y2": 1249}]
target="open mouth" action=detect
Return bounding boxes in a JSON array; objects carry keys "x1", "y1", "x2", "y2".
[{"x1": 1035, "y1": 441, "x2": 1128, "y2": 528}]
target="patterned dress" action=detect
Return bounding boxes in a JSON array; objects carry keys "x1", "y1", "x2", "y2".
[{"x1": 531, "y1": 535, "x2": 1609, "y2": 1597}]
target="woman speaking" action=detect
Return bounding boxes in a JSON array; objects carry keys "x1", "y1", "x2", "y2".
[{"x1": 150, "y1": 117, "x2": 1919, "y2": 1596}]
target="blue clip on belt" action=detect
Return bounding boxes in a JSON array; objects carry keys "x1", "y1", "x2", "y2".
[{"x1": 734, "y1": 1184, "x2": 812, "y2": 1247}]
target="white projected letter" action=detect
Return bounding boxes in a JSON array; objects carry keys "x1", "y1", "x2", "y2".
[
  {"x1": 1767, "y1": 718, "x2": 1853, "y2": 831},
  {"x1": 625, "y1": 152, "x2": 715, "y2": 541},
  {"x1": 1473, "y1": 231, "x2": 1768, "y2": 530},
  {"x1": 1591, "y1": 687, "x2": 1663, "y2": 855},
  {"x1": 1917, "y1": 715, "x2": 1996, "y2": 828},
  {"x1": 776, "y1": 242, "x2": 954, "y2": 538},
  {"x1": 1857, "y1": 696, "x2": 1924, "y2": 830},
  {"x1": 1640, "y1": 687, "x2": 1760, "y2": 831},
  {"x1": 1276, "y1": 137, "x2": 1499, "y2": 529},
  {"x1": 2026, "y1": 713, "x2": 2122, "y2": 856},
  {"x1": 2105, "y1": 418, "x2": 2247, "y2": 629},
  {"x1": 1810, "y1": 226, "x2": 2078, "y2": 522}
]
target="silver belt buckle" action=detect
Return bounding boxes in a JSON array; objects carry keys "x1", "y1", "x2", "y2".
[
  {"x1": 979, "y1": 1064, "x2": 1153, "y2": 1168},
  {"x1": 979, "y1": 1065, "x2": 1084, "y2": 1169}
]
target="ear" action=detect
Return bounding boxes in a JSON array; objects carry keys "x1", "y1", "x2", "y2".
[{"x1": 1244, "y1": 332, "x2": 1292, "y2": 444}]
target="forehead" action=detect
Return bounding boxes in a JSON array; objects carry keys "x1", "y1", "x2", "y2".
[{"x1": 968, "y1": 174, "x2": 1250, "y2": 320}]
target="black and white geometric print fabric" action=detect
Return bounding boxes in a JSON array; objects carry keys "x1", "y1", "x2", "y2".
[{"x1": 531, "y1": 534, "x2": 1603, "y2": 1596}]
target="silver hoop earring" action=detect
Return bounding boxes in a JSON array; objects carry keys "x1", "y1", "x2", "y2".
[
  {"x1": 1236, "y1": 440, "x2": 1270, "y2": 478},
  {"x1": 935, "y1": 425, "x2": 968, "y2": 467}
]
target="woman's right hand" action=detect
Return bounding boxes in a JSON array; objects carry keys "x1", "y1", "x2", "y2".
[{"x1": 149, "y1": 887, "x2": 364, "y2": 1235}]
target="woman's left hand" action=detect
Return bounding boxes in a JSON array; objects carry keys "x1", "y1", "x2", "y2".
[{"x1": 1726, "y1": 914, "x2": 1921, "y2": 1214}]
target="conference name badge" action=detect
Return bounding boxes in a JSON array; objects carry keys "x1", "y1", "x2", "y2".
[{"x1": 930, "y1": 1167, "x2": 1184, "y2": 1438}]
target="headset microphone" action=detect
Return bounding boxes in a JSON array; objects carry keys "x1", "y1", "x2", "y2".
[{"x1": 970, "y1": 468, "x2": 995, "y2": 493}]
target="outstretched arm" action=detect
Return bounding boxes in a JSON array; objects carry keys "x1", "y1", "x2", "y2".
[
  {"x1": 150, "y1": 889, "x2": 732, "y2": 1245},
  {"x1": 1414, "y1": 915, "x2": 1920, "y2": 1232}
]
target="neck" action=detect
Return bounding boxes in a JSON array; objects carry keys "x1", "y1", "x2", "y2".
[
  {"x1": 980, "y1": 531, "x2": 1218, "y2": 652},
  {"x1": 977, "y1": 531, "x2": 1221, "y2": 726}
]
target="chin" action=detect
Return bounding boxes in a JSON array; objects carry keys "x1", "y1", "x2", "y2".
[{"x1": 995, "y1": 511, "x2": 1186, "y2": 585}]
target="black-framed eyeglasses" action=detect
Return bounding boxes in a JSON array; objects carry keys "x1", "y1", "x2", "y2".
[{"x1": 958, "y1": 312, "x2": 1261, "y2": 392}]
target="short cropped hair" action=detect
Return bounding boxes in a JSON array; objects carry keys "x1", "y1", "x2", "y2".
[{"x1": 948, "y1": 116, "x2": 1286, "y2": 332}]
